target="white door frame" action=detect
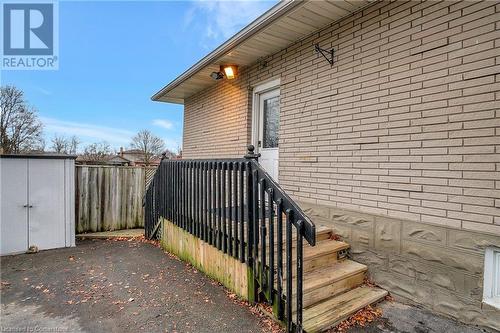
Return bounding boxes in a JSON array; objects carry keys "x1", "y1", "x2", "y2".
[
  {"x1": 251, "y1": 78, "x2": 281, "y2": 181},
  {"x1": 251, "y1": 78, "x2": 281, "y2": 150}
]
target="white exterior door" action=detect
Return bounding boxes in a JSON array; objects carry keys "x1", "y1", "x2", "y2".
[
  {"x1": 257, "y1": 88, "x2": 280, "y2": 182},
  {"x1": 28, "y1": 159, "x2": 66, "y2": 250},
  {"x1": 0, "y1": 158, "x2": 29, "y2": 255}
]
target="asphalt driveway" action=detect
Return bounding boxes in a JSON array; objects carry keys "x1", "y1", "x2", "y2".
[
  {"x1": 0, "y1": 239, "x2": 274, "y2": 333},
  {"x1": 1, "y1": 238, "x2": 491, "y2": 333}
]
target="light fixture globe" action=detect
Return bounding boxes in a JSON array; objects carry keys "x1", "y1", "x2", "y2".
[{"x1": 221, "y1": 65, "x2": 238, "y2": 79}]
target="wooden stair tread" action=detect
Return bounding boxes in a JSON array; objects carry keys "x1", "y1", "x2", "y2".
[
  {"x1": 303, "y1": 239, "x2": 349, "y2": 260},
  {"x1": 261, "y1": 225, "x2": 333, "y2": 248},
  {"x1": 302, "y1": 286, "x2": 388, "y2": 333},
  {"x1": 286, "y1": 260, "x2": 367, "y2": 294},
  {"x1": 269, "y1": 237, "x2": 348, "y2": 264},
  {"x1": 289, "y1": 260, "x2": 368, "y2": 309},
  {"x1": 302, "y1": 260, "x2": 367, "y2": 293},
  {"x1": 309, "y1": 225, "x2": 332, "y2": 242}
]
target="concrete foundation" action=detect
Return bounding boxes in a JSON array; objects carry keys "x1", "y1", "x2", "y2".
[{"x1": 298, "y1": 201, "x2": 500, "y2": 331}]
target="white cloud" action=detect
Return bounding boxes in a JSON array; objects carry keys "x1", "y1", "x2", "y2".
[
  {"x1": 185, "y1": 0, "x2": 275, "y2": 48},
  {"x1": 35, "y1": 86, "x2": 52, "y2": 96},
  {"x1": 42, "y1": 117, "x2": 182, "y2": 153},
  {"x1": 42, "y1": 117, "x2": 135, "y2": 148},
  {"x1": 153, "y1": 119, "x2": 174, "y2": 130}
]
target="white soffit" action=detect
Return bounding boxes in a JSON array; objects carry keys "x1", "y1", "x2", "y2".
[{"x1": 152, "y1": 0, "x2": 370, "y2": 104}]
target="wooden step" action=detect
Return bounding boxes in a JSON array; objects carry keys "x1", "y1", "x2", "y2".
[
  {"x1": 260, "y1": 225, "x2": 333, "y2": 251},
  {"x1": 308, "y1": 225, "x2": 333, "y2": 243},
  {"x1": 302, "y1": 286, "x2": 388, "y2": 333},
  {"x1": 270, "y1": 239, "x2": 350, "y2": 277},
  {"x1": 292, "y1": 260, "x2": 367, "y2": 309},
  {"x1": 270, "y1": 239, "x2": 350, "y2": 276},
  {"x1": 302, "y1": 239, "x2": 349, "y2": 272}
]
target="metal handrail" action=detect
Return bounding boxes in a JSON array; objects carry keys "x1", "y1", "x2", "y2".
[{"x1": 144, "y1": 145, "x2": 316, "y2": 332}]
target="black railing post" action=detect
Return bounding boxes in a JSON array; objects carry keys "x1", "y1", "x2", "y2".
[
  {"x1": 217, "y1": 162, "x2": 222, "y2": 250},
  {"x1": 239, "y1": 162, "x2": 245, "y2": 263},
  {"x1": 245, "y1": 161, "x2": 253, "y2": 264},
  {"x1": 252, "y1": 168, "x2": 259, "y2": 273},
  {"x1": 296, "y1": 220, "x2": 304, "y2": 333},
  {"x1": 285, "y1": 209, "x2": 293, "y2": 333},
  {"x1": 221, "y1": 162, "x2": 227, "y2": 253},
  {"x1": 276, "y1": 198, "x2": 284, "y2": 320},
  {"x1": 144, "y1": 148, "x2": 316, "y2": 331},
  {"x1": 204, "y1": 161, "x2": 208, "y2": 242},
  {"x1": 228, "y1": 162, "x2": 233, "y2": 256},
  {"x1": 208, "y1": 162, "x2": 213, "y2": 245},
  {"x1": 268, "y1": 188, "x2": 275, "y2": 303},
  {"x1": 233, "y1": 162, "x2": 238, "y2": 259},
  {"x1": 244, "y1": 144, "x2": 261, "y2": 161},
  {"x1": 259, "y1": 178, "x2": 266, "y2": 292}
]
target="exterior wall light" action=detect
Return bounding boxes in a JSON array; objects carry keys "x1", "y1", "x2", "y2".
[
  {"x1": 222, "y1": 65, "x2": 238, "y2": 79},
  {"x1": 210, "y1": 71, "x2": 224, "y2": 80},
  {"x1": 210, "y1": 65, "x2": 238, "y2": 81}
]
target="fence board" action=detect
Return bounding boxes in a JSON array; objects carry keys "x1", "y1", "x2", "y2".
[{"x1": 76, "y1": 165, "x2": 155, "y2": 233}]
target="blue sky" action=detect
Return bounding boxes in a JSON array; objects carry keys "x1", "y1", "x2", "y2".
[{"x1": 1, "y1": 0, "x2": 276, "y2": 152}]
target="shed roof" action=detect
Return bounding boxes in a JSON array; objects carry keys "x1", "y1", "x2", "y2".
[
  {"x1": 152, "y1": 0, "x2": 371, "y2": 104},
  {"x1": 0, "y1": 153, "x2": 77, "y2": 159}
]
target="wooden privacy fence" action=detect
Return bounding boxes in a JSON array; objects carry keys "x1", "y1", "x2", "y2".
[{"x1": 76, "y1": 165, "x2": 156, "y2": 233}]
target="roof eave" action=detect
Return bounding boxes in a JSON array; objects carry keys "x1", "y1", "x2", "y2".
[{"x1": 151, "y1": 0, "x2": 304, "y2": 104}]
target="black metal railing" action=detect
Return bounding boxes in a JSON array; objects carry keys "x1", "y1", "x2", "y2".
[{"x1": 144, "y1": 145, "x2": 316, "y2": 332}]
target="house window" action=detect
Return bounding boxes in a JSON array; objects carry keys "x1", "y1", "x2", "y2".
[
  {"x1": 483, "y1": 247, "x2": 500, "y2": 309},
  {"x1": 262, "y1": 96, "x2": 279, "y2": 148}
]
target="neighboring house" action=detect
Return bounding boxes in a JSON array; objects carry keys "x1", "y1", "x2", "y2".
[
  {"x1": 76, "y1": 154, "x2": 131, "y2": 166},
  {"x1": 153, "y1": 0, "x2": 500, "y2": 331},
  {"x1": 75, "y1": 150, "x2": 164, "y2": 167},
  {"x1": 118, "y1": 148, "x2": 162, "y2": 167}
]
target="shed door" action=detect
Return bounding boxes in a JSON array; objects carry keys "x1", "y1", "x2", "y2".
[
  {"x1": 0, "y1": 158, "x2": 29, "y2": 255},
  {"x1": 28, "y1": 159, "x2": 66, "y2": 250},
  {"x1": 257, "y1": 88, "x2": 280, "y2": 182}
]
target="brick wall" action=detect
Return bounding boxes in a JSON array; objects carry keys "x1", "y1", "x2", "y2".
[
  {"x1": 183, "y1": 0, "x2": 500, "y2": 234},
  {"x1": 183, "y1": 77, "x2": 251, "y2": 158}
]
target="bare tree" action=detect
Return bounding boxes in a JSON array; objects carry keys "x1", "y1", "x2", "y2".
[
  {"x1": 82, "y1": 141, "x2": 112, "y2": 161},
  {"x1": 69, "y1": 136, "x2": 80, "y2": 154},
  {"x1": 130, "y1": 130, "x2": 165, "y2": 166},
  {"x1": 1, "y1": 85, "x2": 44, "y2": 153},
  {"x1": 50, "y1": 134, "x2": 80, "y2": 154},
  {"x1": 51, "y1": 135, "x2": 67, "y2": 153}
]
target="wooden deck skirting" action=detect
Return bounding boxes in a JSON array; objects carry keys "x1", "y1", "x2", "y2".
[{"x1": 160, "y1": 218, "x2": 250, "y2": 300}]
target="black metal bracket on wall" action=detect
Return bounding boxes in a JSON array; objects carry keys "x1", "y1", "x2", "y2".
[{"x1": 314, "y1": 44, "x2": 334, "y2": 67}]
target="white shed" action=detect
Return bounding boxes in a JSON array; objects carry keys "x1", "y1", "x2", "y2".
[{"x1": 0, "y1": 154, "x2": 76, "y2": 255}]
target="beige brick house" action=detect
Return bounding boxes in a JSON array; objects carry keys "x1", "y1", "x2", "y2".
[{"x1": 153, "y1": 0, "x2": 500, "y2": 330}]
